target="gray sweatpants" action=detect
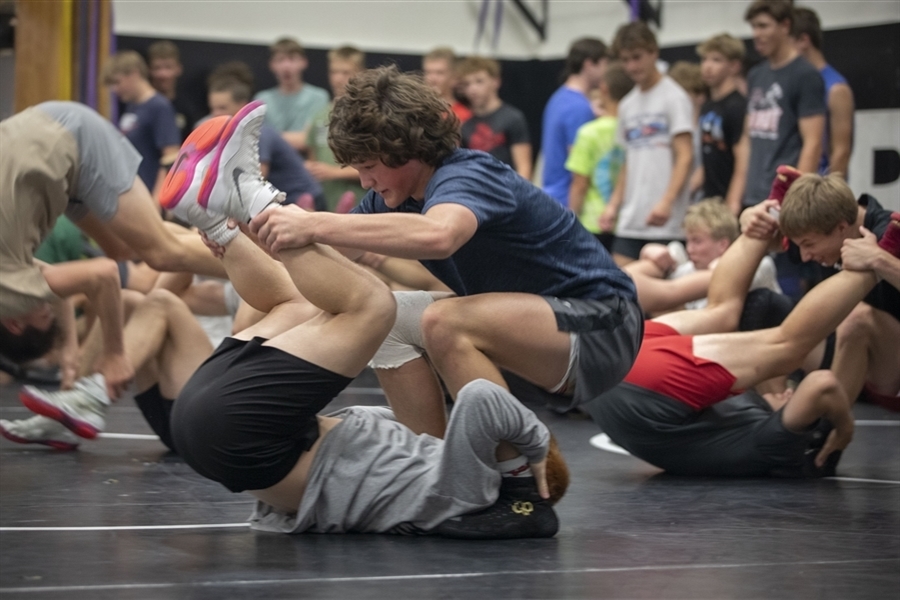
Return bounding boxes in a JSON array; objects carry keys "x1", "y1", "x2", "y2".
[{"x1": 250, "y1": 379, "x2": 550, "y2": 534}]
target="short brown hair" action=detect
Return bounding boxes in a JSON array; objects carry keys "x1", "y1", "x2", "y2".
[
  {"x1": 456, "y1": 56, "x2": 501, "y2": 79},
  {"x1": 668, "y1": 61, "x2": 706, "y2": 96},
  {"x1": 779, "y1": 174, "x2": 858, "y2": 238},
  {"x1": 602, "y1": 61, "x2": 634, "y2": 101},
  {"x1": 684, "y1": 199, "x2": 739, "y2": 242},
  {"x1": 696, "y1": 33, "x2": 746, "y2": 62},
  {"x1": 793, "y1": 7, "x2": 824, "y2": 51},
  {"x1": 102, "y1": 50, "x2": 148, "y2": 83},
  {"x1": 209, "y1": 77, "x2": 253, "y2": 105},
  {"x1": 744, "y1": 0, "x2": 794, "y2": 27},
  {"x1": 329, "y1": 65, "x2": 461, "y2": 168},
  {"x1": 270, "y1": 37, "x2": 305, "y2": 58},
  {"x1": 328, "y1": 45, "x2": 366, "y2": 69},
  {"x1": 423, "y1": 46, "x2": 457, "y2": 65},
  {"x1": 612, "y1": 21, "x2": 658, "y2": 56},
  {"x1": 207, "y1": 61, "x2": 255, "y2": 90},
  {"x1": 562, "y1": 37, "x2": 608, "y2": 79},
  {"x1": 147, "y1": 40, "x2": 180, "y2": 63}
]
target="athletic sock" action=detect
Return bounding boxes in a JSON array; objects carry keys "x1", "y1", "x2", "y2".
[
  {"x1": 498, "y1": 455, "x2": 532, "y2": 478},
  {"x1": 202, "y1": 220, "x2": 239, "y2": 246}
]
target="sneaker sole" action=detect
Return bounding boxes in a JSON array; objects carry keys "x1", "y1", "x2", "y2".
[
  {"x1": 0, "y1": 426, "x2": 79, "y2": 451},
  {"x1": 198, "y1": 100, "x2": 266, "y2": 212},
  {"x1": 18, "y1": 388, "x2": 101, "y2": 440},
  {"x1": 160, "y1": 115, "x2": 231, "y2": 211}
]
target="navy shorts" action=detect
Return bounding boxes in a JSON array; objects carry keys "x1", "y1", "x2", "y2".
[{"x1": 171, "y1": 337, "x2": 352, "y2": 493}]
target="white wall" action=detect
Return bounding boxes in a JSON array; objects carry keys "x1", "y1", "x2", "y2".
[{"x1": 114, "y1": 0, "x2": 900, "y2": 59}]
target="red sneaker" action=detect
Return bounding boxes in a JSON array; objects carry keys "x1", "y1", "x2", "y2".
[
  {"x1": 877, "y1": 212, "x2": 900, "y2": 258},
  {"x1": 768, "y1": 165, "x2": 803, "y2": 205}
]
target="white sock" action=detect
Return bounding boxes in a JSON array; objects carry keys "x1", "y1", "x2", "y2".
[
  {"x1": 203, "y1": 220, "x2": 240, "y2": 246},
  {"x1": 498, "y1": 455, "x2": 532, "y2": 478},
  {"x1": 248, "y1": 183, "x2": 285, "y2": 220}
]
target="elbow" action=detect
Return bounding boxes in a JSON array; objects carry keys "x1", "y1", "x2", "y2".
[
  {"x1": 88, "y1": 257, "x2": 124, "y2": 291},
  {"x1": 426, "y1": 231, "x2": 461, "y2": 260}
]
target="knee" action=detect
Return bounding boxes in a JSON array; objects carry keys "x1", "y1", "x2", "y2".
[
  {"x1": 802, "y1": 369, "x2": 843, "y2": 399},
  {"x1": 421, "y1": 300, "x2": 467, "y2": 356},
  {"x1": 362, "y1": 284, "x2": 397, "y2": 339},
  {"x1": 143, "y1": 288, "x2": 183, "y2": 312},
  {"x1": 837, "y1": 303, "x2": 876, "y2": 343}
]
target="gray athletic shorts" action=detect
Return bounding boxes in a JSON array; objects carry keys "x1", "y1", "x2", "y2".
[
  {"x1": 585, "y1": 383, "x2": 829, "y2": 478},
  {"x1": 542, "y1": 295, "x2": 643, "y2": 411}
]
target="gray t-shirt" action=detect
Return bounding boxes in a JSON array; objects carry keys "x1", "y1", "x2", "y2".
[
  {"x1": 743, "y1": 57, "x2": 826, "y2": 206},
  {"x1": 250, "y1": 379, "x2": 549, "y2": 534},
  {"x1": 37, "y1": 101, "x2": 142, "y2": 222}
]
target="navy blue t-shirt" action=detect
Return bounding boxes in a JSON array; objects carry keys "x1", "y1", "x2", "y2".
[
  {"x1": 355, "y1": 149, "x2": 636, "y2": 301},
  {"x1": 118, "y1": 93, "x2": 180, "y2": 190},
  {"x1": 259, "y1": 125, "x2": 323, "y2": 207}
]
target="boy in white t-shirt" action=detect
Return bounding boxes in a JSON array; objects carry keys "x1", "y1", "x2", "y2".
[
  {"x1": 600, "y1": 21, "x2": 695, "y2": 265},
  {"x1": 625, "y1": 199, "x2": 781, "y2": 315}
]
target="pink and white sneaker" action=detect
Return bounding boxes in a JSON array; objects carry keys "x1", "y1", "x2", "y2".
[{"x1": 198, "y1": 100, "x2": 284, "y2": 223}]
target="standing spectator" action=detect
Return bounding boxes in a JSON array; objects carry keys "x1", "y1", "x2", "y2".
[
  {"x1": 423, "y1": 47, "x2": 472, "y2": 124},
  {"x1": 566, "y1": 61, "x2": 633, "y2": 246},
  {"x1": 254, "y1": 37, "x2": 330, "y2": 152},
  {"x1": 793, "y1": 6, "x2": 855, "y2": 178},
  {"x1": 306, "y1": 46, "x2": 368, "y2": 212},
  {"x1": 667, "y1": 61, "x2": 707, "y2": 203},
  {"x1": 734, "y1": 0, "x2": 825, "y2": 208},
  {"x1": 147, "y1": 40, "x2": 198, "y2": 141},
  {"x1": 208, "y1": 76, "x2": 324, "y2": 210},
  {"x1": 458, "y1": 56, "x2": 532, "y2": 180},
  {"x1": 541, "y1": 38, "x2": 609, "y2": 206},
  {"x1": 103, "y1": 51, "x2": 180, "y2": 201},
  {"x1": 600, "y1": 22, "x2": 694, "y2": 265},
  {"x1": 696, "y1": 34, "x2": 748, "y2": 213}
]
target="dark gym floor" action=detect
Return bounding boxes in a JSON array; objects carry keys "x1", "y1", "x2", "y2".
[{"x1": 1, "y1": 371, "x2": 898, "y2": 599}]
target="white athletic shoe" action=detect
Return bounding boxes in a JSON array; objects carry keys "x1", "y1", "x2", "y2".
[
  {"x1": 198, "y1": 100, "x2": 285, "y2": 223},
  {"x1": 18, "y1": 374, "x2": 109, "y2": 440},
  {"x1": 0, "y1": 415, "x2": 81, "y2": 450}
]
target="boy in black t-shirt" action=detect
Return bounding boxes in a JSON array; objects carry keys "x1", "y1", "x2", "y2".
[
  {"x1": 696, "y1": 34, "x2": 748, "y2": 214},
  {"x1": 778, "y1": 174, "x2": 900, "y2": 412},
  {"x1": 458, "y1": 56, "x2": 532, "y2": 180}
]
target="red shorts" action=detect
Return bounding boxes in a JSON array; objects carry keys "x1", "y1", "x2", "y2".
[
  {"x1": 623, "y1": 321, "x2": 737, "y2": 410},
  {"x1": 864, "y1": 384, "x2": 900, "y2": 412}
]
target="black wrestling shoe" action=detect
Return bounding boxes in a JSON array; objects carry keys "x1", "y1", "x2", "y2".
[
  {"x1": 802, "y1": 419, "x2": 842, "y2": 478},
  {"x1": 433, "y1": 477, "x2": 559, "y2": 540}
]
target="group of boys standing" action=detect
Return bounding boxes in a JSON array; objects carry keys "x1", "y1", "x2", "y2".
[{"x1": 540, "y1": 0, "x2": 854, "y2": 270}]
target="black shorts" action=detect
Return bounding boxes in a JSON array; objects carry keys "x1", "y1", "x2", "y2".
[
  {"x1": 611, "y1": 236, "x2": 683, "y2": 260},
  {"x1": 171, "y1": 337, "x2": 353, "y2": 493},
  {"x1": 134, "y1": 385, "x2": 175, "y2": 452},
  {"x1": 585, "y1": 383, "x2": 834, "y2": 478},
  {"x1": 543, "y1": 295, "x2": 643, "y2": 410}
]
